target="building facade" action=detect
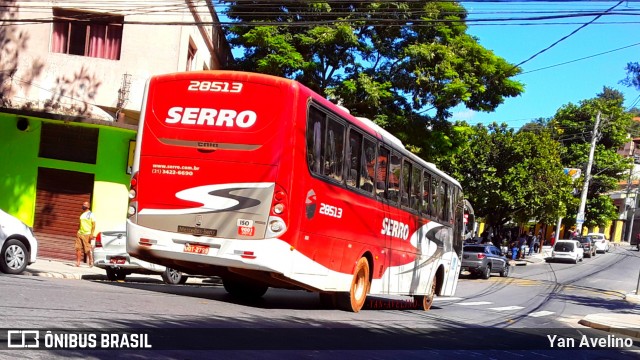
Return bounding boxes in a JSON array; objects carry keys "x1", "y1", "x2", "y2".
[{"x1": 0, "y1": 0, "x2": 232, "y2": 259}]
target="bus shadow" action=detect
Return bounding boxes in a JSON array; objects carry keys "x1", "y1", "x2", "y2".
[{"x1": 89, "y1": 279, "x2": 439, "y2": 311}]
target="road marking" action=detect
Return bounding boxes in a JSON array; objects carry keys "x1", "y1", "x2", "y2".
[
  {"x1": 433, "y1": 297, "x2": 463, "y2": 302},
  {"x1": 488, "y1": 306, "x2": 525, "y2": 311},
  {"x1": 456, "y1": 301, "x2": 492, "y2": 306},
  {"x1": 528, "y1": 311, "x2": 555, "y2": 317}
]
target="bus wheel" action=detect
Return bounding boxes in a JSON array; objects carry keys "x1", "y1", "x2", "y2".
[
  {"x1": 337, "y1": 257, "x2": 370, "y2": 313},
  {"x1": 223, "y1": 277, "x2": 269, "y2": 299},
  {"x1": 319, "y1": 292, "x2": 336, "y2": 309},
  {"x1": 414, "y1": 275, "x2": 437, "y2": 311}
]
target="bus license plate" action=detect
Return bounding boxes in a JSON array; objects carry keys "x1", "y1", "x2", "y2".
[
  {"x1": 177, "y1": 225, "x2": 217, "y2": 236},
  {"x1": 184, "y1": 243, "x2": 209, "y2": 255}
]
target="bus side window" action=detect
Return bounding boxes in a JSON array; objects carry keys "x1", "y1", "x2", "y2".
[
  {"x1": 375, "y1": 146, "x2": 389, "y2": 199},
  {"x1": 411, "y1": 165, "x2": 421, "y2": 212},
  {"x1": 324, "y1": 118, "x2": 345, "y2": 182},
  {"x1": 422, "y1": 171, "x2": 431, "y2": 216},
  {"x1": 432, "y1": 176, "x2": 440, "y2": 218},
  {"x1": 401, "y1": 160, "x2": 411, "y2": 207},
  {"x1": 438, "y1": 181, "x2": 446, "y2": 221},
  {"x1": 388, "y1": 152, "x2": 401, "y2": 204},
  {"x1": 359, "y1": 137, "x2": 376, "y2": 194},
  {"x1": 306, "y1": 106, "x2": 326, "y2": 175},
  {"x1": 345, "y1": 129, "x2": 362, "y2": 188}
]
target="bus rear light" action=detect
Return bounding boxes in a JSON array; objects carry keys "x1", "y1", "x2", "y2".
[
  {"x1": 270, "y1": 184, "x2": 288, "y2": 216},
  {"x1": 240, "y1": 251, "x2": 256, "y2": 259},
  {"x1": 269, "y1": 220, "x2": 284, "y2": 232},
  {"x1": 274, "y1": 191, "x2": 286, "y2": 201},
  {"x1": 128, "y1": 205, "x2": 137, "y2": 216},
  {"x1": 273, "y1": 203, "x2": 285, "y2": 214},
  {"x1": 129, "y1": 172, "x2": 138, "y2": 201},
  {"x1": 139, "y1": 238, "x2": 157, "y2": 246}
]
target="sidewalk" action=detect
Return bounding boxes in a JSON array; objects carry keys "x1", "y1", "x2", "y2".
[{"x1": 22, "y1": 258, "x2": 209, "y2": 284}]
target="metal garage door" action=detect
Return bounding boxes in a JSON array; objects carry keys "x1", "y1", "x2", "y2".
[{"x1": 34, "y1": 168, "x2": 94, "y2": 261}]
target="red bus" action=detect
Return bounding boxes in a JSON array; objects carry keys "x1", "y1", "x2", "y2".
[{"x1": 126, "y1": 71, "x2": 475, "y2": 312}]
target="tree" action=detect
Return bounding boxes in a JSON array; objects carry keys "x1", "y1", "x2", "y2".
[
  {"x1": 551, "y1": 87, "x2": 632, "y2": 228},
  {"x1": 622, "y1": 62, "x2": 640, "y2": 91},
  {"x1": 222, "y1": 1, "x2": 524, "y2": 159},
  {"x1": 439, "y1": 122, "x2": 573, "y2": 232}
]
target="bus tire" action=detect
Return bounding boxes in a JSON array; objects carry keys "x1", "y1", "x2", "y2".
[
  {"x1": 414, "y1": 275, "x2": 437, "y2": 311},
  {"x1": 337, "y1": 257, "x2": 370, "y2": 313},
  {"x1": 223, "y1": 276, "x2": 269, "y2": 299}
]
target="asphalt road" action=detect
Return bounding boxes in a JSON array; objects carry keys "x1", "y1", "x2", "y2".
[{"x1": 0, "y1": 246, "x2": 639, "y2": 359}]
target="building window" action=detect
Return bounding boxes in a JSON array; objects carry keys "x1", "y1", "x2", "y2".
[
  {"x1": 187, "y1": 42, "x2": 197, "y2": 71},
  {"x1": 39, "y1": 123, "x2": 99, "y2": 164},
  {"x1": 51, "y1": 8, "x2": 123, "y2": 60}
]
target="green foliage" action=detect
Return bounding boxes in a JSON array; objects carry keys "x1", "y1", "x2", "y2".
[
  {"x1": 622, "y1": 62, "x2": 640, "y2": 90},
  {"x1": 223, "y1": 1, "x2": 524, "y2": 160},
  {"x1": 439, "y1": 122, "x2": 573, "y2": 230},
  {"x1": 550, "y1": 87, "x2": 632, "y2": 227}
]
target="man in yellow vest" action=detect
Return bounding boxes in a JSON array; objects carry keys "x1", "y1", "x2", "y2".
[{"x1": 76, "y1": 201, "x2": 95, "y2": 267}]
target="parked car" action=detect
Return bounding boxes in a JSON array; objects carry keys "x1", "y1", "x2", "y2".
[
  {"x1": 575, "y1": 235, "x2": 596, "y2": 258},
  {"x1": 586, "y1": 233, "x2": 610, "y2": 253},
  {"x1": 461, "y1": 244, "x2": 510, "y2": 279},
  {"x1": 550, "y1": 239, "x2": 584, "y2": 264},
  {"x1": 93, "y1": 227, "x2": 187, "y2": 284},
  {"x1": 0, "y1": 209, "x2": 38, "y2": 275}
]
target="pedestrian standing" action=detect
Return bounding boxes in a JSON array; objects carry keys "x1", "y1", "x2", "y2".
[
  {"x1": 528, "y1": 234, "x2": 536, "y2": 256},
  {"x1": 76, "y1": 201, "x2": 95, "y2": 267},
  {"x1": 510, "y1": 240, "x2": 518, "y2": 260},
  {"x1": 518, "y1": 233, "x2": 527, "y2": 259}
]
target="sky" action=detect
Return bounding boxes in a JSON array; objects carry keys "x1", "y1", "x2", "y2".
[{"x1": 454, "y1": 1, "x2": 640, "y2": 129}]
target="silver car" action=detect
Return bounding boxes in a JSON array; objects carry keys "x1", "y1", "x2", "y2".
[
  {"x1": 93, "y1": 227, "x2": 187, "y2": 284},
  {"x1": 0, "y1": 209, "x2": 38, "y2": 274}
]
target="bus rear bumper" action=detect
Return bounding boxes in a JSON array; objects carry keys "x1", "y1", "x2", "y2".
[{"x1": 126, "y1": 220, "x2": 293, "y2": 274}]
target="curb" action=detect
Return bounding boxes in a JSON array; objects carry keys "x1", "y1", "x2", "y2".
[
  {"x1": 23, "y1": 270, "x2": 83, "y2": 280},
  {"x1": 22, "y1": 268, "x2": 213, "y2": 285},
  {"x1": 624, "y1": 293, "x2": 640, "y2": 305},
  {"x1": 578, "y1": 315, "x2": 640, "y2": 339}
]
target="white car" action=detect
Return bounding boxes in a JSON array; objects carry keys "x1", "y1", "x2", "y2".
[
  {"x1": 586, "y1": 233, "x2": 610, "y2": 253},
  {"x1": 550, "y1": 239, "x2": 584, "y2": 264},
  {"x1": 0, "y1": 209, "x2": 38, "y2": 274},
  {"x1": 93, "y1": 227, "x2": 187, "y2": 284}
]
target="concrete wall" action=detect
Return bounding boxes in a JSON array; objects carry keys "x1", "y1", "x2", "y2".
[{"x1": 5, "y1": 1, "x2": 227, "y2": 121}]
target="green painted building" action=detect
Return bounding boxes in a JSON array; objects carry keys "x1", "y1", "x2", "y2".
[{"x1": 1, "y1": 109, "x2": 137, "y2": 260}]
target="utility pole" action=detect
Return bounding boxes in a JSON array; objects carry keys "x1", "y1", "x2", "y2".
[{"x1": 576, "y1": 112, "x2": 601, "y2": 234}]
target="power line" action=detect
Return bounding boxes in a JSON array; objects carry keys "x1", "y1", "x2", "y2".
[
  {"x1": 512, "y1": 1, "x2": 625, "y2": 69},
  {"x1": 521, "y1": 41, "x2": 640, "y2": 75}
]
